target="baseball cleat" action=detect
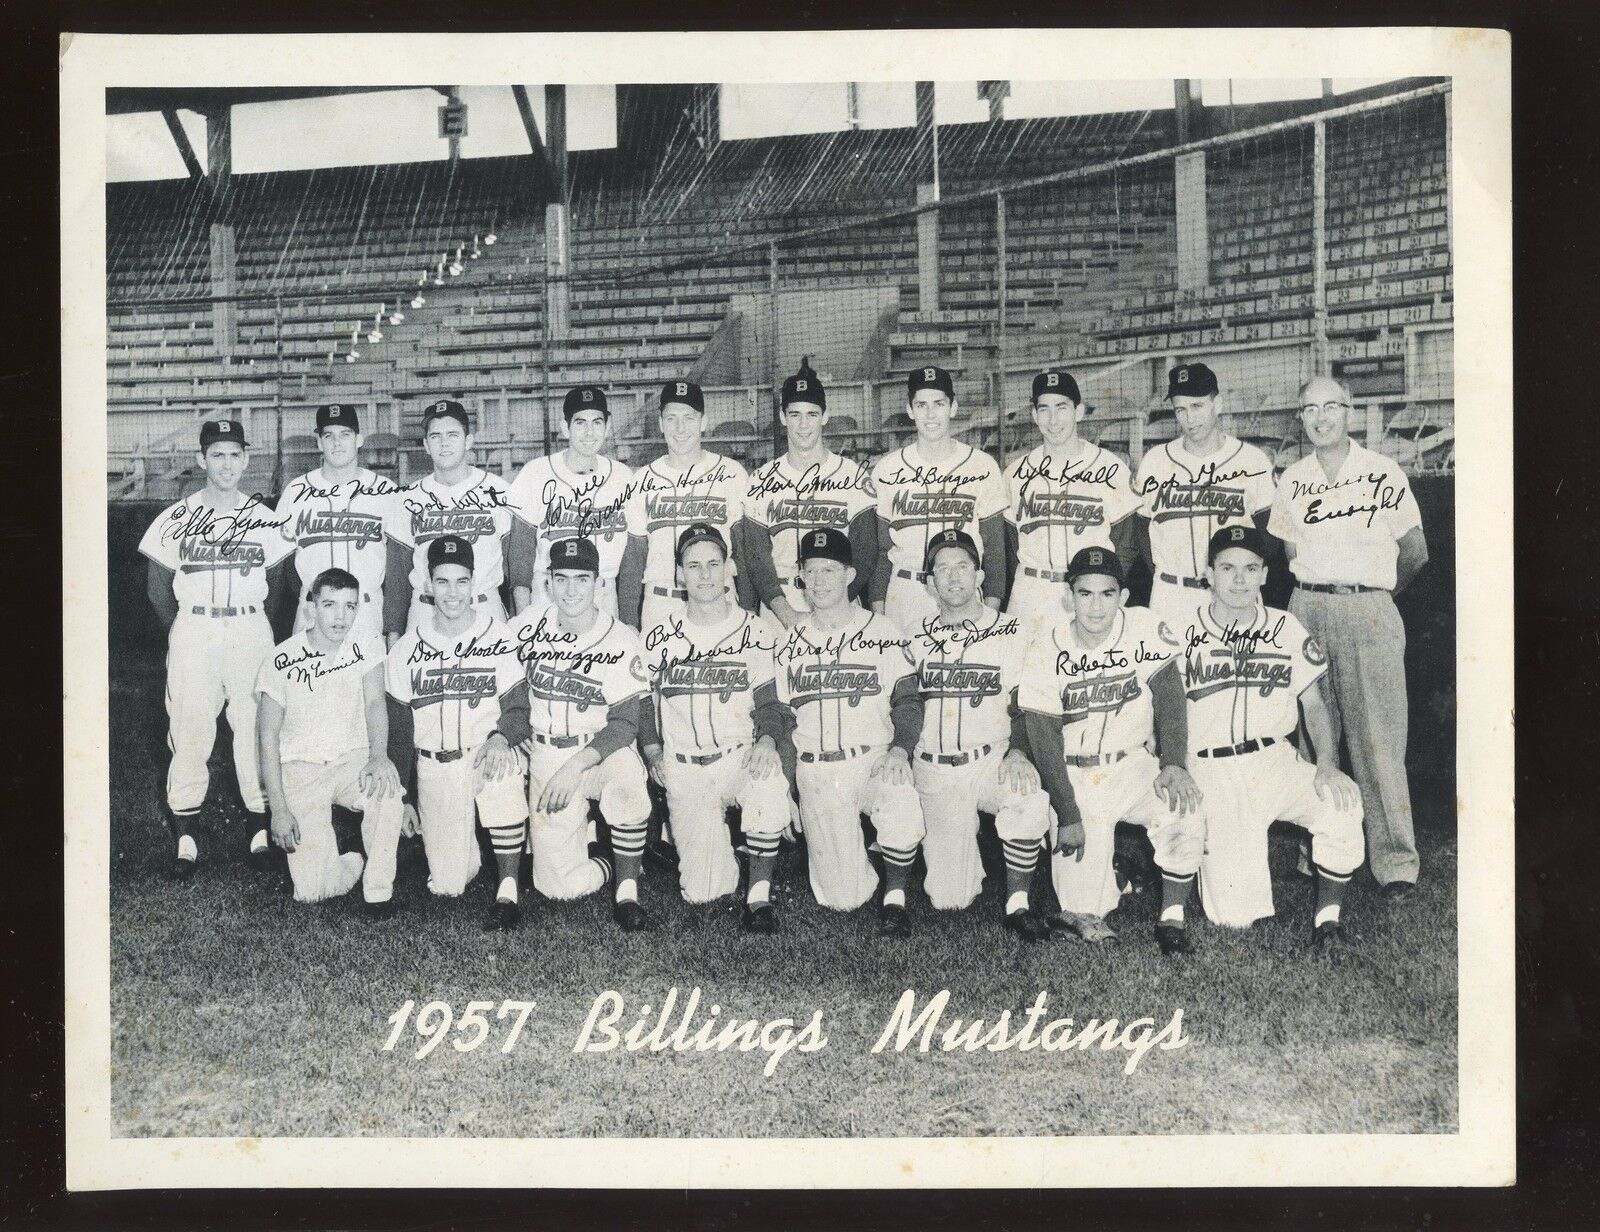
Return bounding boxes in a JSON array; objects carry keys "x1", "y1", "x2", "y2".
[
  {"x1": 645, "y1": 838, "x2": 679, "y2": 873},
  {"x1": 248, "y1": 847, "x2": 276, "y2": 873},
  {"x1": 1154, "y1": 923, "x2": 1192, "y2": 956},
  {"x1": 171, "y1": 855, "x2": 196, "y2": 882},
  {"x1": 613, "y1": 899, "x2": 651, "y2": 932},
  {"x1": 482, "y1": 899, "x2": 521, "y2": 931},
  {"x1": 363, "y1": 898, "x2": 399, "y2": 921},
  {"x1": 741, "y1": 903, "x2": 779, "y2": 935},
  {"x1": 876, "y1": 902, "x2": 912, "y2": 938},
  {"x1": 1383, "y1": 882, "x2": 1417, "y2": 903},
  {"x1": 1312, "y1": 920, "x2": 1350, "y2": 950},
  {"x1": 1003, "y1": 909, "x2": 1051, "y2": 943}
]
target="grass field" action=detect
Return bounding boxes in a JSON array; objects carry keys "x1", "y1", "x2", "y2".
[{"x1": 108, "y1": 657, "x2": 1459, "y2": 1140}]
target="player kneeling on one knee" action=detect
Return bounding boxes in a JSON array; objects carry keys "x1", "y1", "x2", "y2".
[
  {"x1": 494, "y1": 536, "x2": 654, "y2": 932},
  {"x1": 910, "y1": 530, "x2": 1053, "y2": 942},
  {"x1": 774, "y1": 528, "x2": 927, "y2": 934},
  {"x1": 386, "y1": 536, "x2": 529, "y2": 919},
  {"x1": 639, "y1": 524, "x2": 792, "y2": 932},
  {"x1": 1020, "y1": 547, "x2": 1205, "y2": 955},
  {"x1": 1180, "y1": 526, "x2": 1365, "y2": 947},
  {"x1": 256, "y1": 568, "x2": 404, "y2": 905}
]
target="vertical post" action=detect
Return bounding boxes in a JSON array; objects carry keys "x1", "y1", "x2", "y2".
[
  {"x1": 1174, "y1": 150, "x2": 1209, "y2": 294},
  {"x1": 541, "y1": 268, "x2": 553, "y2": 457},
  {"x1": 1312, "y1": 119, "x2": 1329, "y2": 371},
  {"x1": 914, "y1": 82, "x2": 941, "y2": 314},
  {"x1": 768, "y1": 243, "x2": 782, "y2": 457},
  {"x1": 205, "y1": 104, "x2": 237, "y2": 356},
  {"x1": 273, "y1": 294, "x2": 285, "y2": 495},
  {"x1": 544, "y1": 85, "x2": 571, "y2": 340},
  {"x1": 994, "y1": 192, "x2": 1008, "y2": 460},
  {"x1": 446, "y1": 86, "x2": 462, "y2": 165}
]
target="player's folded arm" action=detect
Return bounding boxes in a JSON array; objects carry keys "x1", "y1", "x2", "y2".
[{"x1": 1148, "y1": 660, "x2": 1189, "y2": 769}]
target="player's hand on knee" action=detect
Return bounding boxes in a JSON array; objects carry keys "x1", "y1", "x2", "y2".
[
  {"x1": 537, "y1": 761, "x2": 585, "y2": 814},
  {"x1": 1055, "y1": 820, "x2": 1087, "y2": 861},
  {"x1": 271, "y1": 810, "x2": 301, "y2": 853},
  {"x1": 871, "y1": 747, "x2": 912, "y2": 787},
  {"x1": 999, "y1": 749, "x2": 1040, "y2": 795},
  {"x1": 474, "y1": 733, "x2": 518, "y2": 784},
  {"x1": 872, "y1": 600, "x2": 885, "y2": 615},
  {"x1": 1313, "y1": 764, "x2": 1360, "y2": 811},
  {"x1": 401, "y1": 803, "x2": 420, "y2": 838},
  {"x1": 743, "y1": 736, "x2": 781, "y2": 781},
  {"x1": 642, "y1": 743, "x2": 666, "y2": 788},
  {"x1": 1154, "y1": 765, "x2": 1204, "y2": 817},
  {"x1": 361, "y1": 755, "x2": 402, "y2": 801}
]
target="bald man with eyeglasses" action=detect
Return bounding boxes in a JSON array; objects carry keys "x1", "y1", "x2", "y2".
[{"x1": 1269, "y1": 375, "x2": 1430, "y2": 900}]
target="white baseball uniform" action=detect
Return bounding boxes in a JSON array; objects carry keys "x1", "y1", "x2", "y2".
[
  {"x1": 744, "y1": 453, "x2": 876, "y2": 617},
  {"x1": 644, "y1": 606, "x2": 790, "y2": 903},
  {"x1": 278, "y1": 467, "x2": 397, "y2": 644},
  {"x1": 908, "y1": 609, "x2": 1051, "y2": 910},
  {"x1": 775, "y1": 611, "x2": 925, "y2": 910},
  {"x1": 1134, "y1": 436, "x2": 1276, "y2": 628},
  {"x1": 1019, "y1": 606, "x2": 1203, "y2": 918},
  {"x1": 509, "y1": 608, "x2": 652, "y2": 900},
  {"x1": 507, "y1": 451, "x2": 633, "y2": 616},
  {"x1": 386, "y1": 468, "x2": 514, "y2": 630},
  {"x1": 1004, "y1": 441, "x2": 1139, "y2": 641},
  {"x1": 139, "y1": 491, "x2": 294, "y2": 816},
  {"x1": 1177, "y1": 600, "x2": 1364, "y2": 926},
  {"x1": 255, "y1": 632, "x2": 403, "y2": 904},
  {"x1": 624, "y1": 452, "x2": 749, "y2": 632},
  {"x1": 386, "y1": 612, "x2": 528, "y2": 896},
  {"x1": 871, "y1": 442, "x2": 1009, "y2": 634}
]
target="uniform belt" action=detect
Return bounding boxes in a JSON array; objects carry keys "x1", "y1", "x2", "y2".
[
  {"x1": 1197, "y1": 736, "x2": 1278, "y2": 760},
  {"x1": 673, "y1": 743, "x2": 745, "y2": 766},
  {"x1": 189, "y1": 604, "x2": 259, "y2": 617},
  {"x1": 1023, "y1": 565, "x2": 1069, "y2": 583},
  {"x1": 1296, "y1": 582, "x2": 1388, "y2": 595},
  {"x1": 799, "y1": 745, "x2": 874, "y2": 764},
  {"x1": 418, "y1": 747, "x2": 466, "y2": 763},
  {"x1": 1063, "y1": 748, "x2": 1133, "y2": 768},
  {"x1": 1157, "y1": 572, "x2": 1208, "y2": 589},
  {"x1": 420, "y1": 592, "x2": 493, "y2": 605},
  {"x1": 894, "y1": 568, "x2": 929, "y2": 583},
  {"x1": 531, "y1": 730, "x2": 592, "y2": 749},
  {"x1": 916, "y1": 742, "x2": 995, "y2": 767},
  {"x1": 649, "y1": 584, "x2": 688, "y2": 601}
]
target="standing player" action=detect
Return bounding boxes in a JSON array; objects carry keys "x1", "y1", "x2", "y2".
[
  {"x1": 742, "y1": 362, "x2": 878, "y2": 626},
  {"x1": 618, "y1": 379, "x2": 754, "y2": 633},
  {"x1": 1004, "y1": 369, "x2": 1140, "y2": 641},
  {"x1": 1269, "y1": 375, "x2": 1429, "y2": 899},
  {"x1": 506, "y1": 384, "x2": 633, "y2": 618},
  {"x1": 277, "y1": 403, "x2": 398, "y2": 645},
  {"x1": 139, "y1": 418, "x2": 296, "y2": 878},
  {"x1": 383, "y1": 399, "x2": 514, "y2": 644},
  {"x1": 639, "y1": 524, "x2": 792, "y2": 930},
  {"x1": 1178, "y1": 525, "x2": 1365, "y2": 945},
  {"x1": 386, "y1": 536, "x2": 528, "y2": 914},
  {"x1": 1018, "y1": 547, "x2": 1206, "y2": 954},
  {"x1": 774, "y1": 528, "x2": 926, "y2": 934},
  {"x1": 907, "y1": 530, "x2": 1053, "y2": 941},
  {"x1": 1134, "y1": 363, "x2": 1277, "y2": 631},
  {"x1": 490, "y1": 538, "x2": 655, "y2": 931},
  {"x1": 256, "y1": 567, "x2": 405, "y2": 908},
  {"x1": 870, "y1": 366, "x2": 1009, "y2": 635}
]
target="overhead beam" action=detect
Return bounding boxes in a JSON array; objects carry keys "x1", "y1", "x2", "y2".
[{"x1": 161, "y1": 109, "x2": 203, "y2": 181}]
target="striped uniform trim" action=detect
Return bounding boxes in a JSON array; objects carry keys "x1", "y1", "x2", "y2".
[
  {"x1": 1001, "y1": 838, "x2": 1043, "y2": 873},
  {"x1": 1160, "y1": 870, "x2": 1197, "y2": 884},
  {"x1": 591, "y1": 854, "x2": 614, "y2": 884},
  {"x1": 486, "y1": 823, "x2": 527, "y2": 854},
  {"x1": 745, "y1": 834, "x2": 781, "y2": 857},
  {"x1": 1313, "y1": 864, "x2": 1353, "y2": 883},
  {"x1": 878, "y1": 846, "x2": 919, "y2": 868},
  {"x1": 610, "y1": 822, "x2": 648, "y2": 857}
]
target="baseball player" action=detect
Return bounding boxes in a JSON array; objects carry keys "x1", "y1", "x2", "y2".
[
  {"x1": 870, "y1": 366, "x2": 1009, "y2": 636},
  {"x1": 255, "y1": 567, "x2": 405, "y2": 908},
  {"x1": 506, "y1": 385, "x2": 634, "y2": 619},
  {"x1": 639, "y1": 524, "x2": 792, "y2": 930},
  {"x1": 774, "y1": 527, "x2": 926, "y2": 934},
  {"x1": 383, "y1": 399, "x2": 514, "y2": 643},
  {"x1": 742, "y1": 362, "x2": 878, "y2": 626},
  {"x1": 908, "y1": 529, "x2": 1053, "y2": 941},
  {"x1": 618, "y1": 379, "x2": 754, "y2": 633},
  {"x1": 1018, "y1": 546, "x2": 1206, "y2": 955},
  {"x1": 1134, "y1": 363, "x2": 1277, "y2": 631},
  {"x1": 1004, "y1": 369, "x2": 1140, "y2": 642},
  {"x1": 492, "y1": 537, "x2": 655, "y2": 932},
  {"x1": 386, "y1": 536, "x2": 528, "y2": 917},
  {"x1": 139, "y1": 417, "x2": 296, "y2": 878},
  {"x1": 1178, "y1": 525, "x2": 1365, "y2": 946},
  {"x1": 1269, "y1": 375, "x2": 1429, "y2": 900}
]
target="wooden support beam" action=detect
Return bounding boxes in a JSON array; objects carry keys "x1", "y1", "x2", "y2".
[{"x1": 162, "y1": 109, "x2": 203, "y2": 181}]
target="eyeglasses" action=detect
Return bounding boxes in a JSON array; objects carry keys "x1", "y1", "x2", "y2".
[{"x1": 1300, "y1": 401, "x2": 1351, "y2": 416}]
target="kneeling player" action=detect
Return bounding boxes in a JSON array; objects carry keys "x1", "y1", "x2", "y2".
[
  {"x1": 909, "y1": 529, "x2": 1053, "y2": 941},
  {"x1": 1181, "y1": 526, "x2": 1364, "y2": 947},
  {"x1": 386, "y1": 536, "x2": 529, "y2": 915},
  {"x1": 640, "y1": 524, "x2": 792, "y2": 931},
  {"x1": 775, "y1": 528, "x2": 927, "y2": 935},
  {"x1": 256, "y1": 568, "x2": 404, "y2": 904},
  {"x1": 491, "y1": 537, "x2": 654, "y2": 932},
  {"x1": 1020, "y1": 547, "x2": 1205, "y2": 954}
]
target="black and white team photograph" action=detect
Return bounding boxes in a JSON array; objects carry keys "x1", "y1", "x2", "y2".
[{"x1": 61, "y1": 28, "x2": 1514, "y2": 1191}]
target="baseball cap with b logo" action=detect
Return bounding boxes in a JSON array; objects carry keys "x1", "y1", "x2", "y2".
[
  {"x1": 922, "y1": 528, "x2": 981, "y2": 574},
  {"x1": 781, "y1": 361, "x2": 827, "y2": 409},
  {"x1": 1031, "y1": 369, "x2": 1082, "y2": 404},
  {"x1": 659, "y1": 379, "x2": 705, "y2": 414},
  {"x1": 421, "y1": 399, "x2": 470, "y2": 434},
  {"x1": 316, "y1": 403, "x2": 359, "y2": 432},
  {"x1": 427, "y1": 534, "x2": 475, "y2": 574},
  {"x1": 675, "y1": 522, "x2": 728, "y2": 563},
  {"x1": 562, "y1": 385, "x2": 609, "y2": 419},
  {"x1": 199, "y1": 419, "x2": 248, "y2": 450},
  {"x1": 1166, "y1": 362, "x2": 1219, "y2": 399},
  {"x1": 907, "y1": 365, "x2": 955, "y2": 400},
  {"x1": 548, "y1": 536, "x2": 601, "y2": 575},
  {"x1": 1207, "y1": 524, "x2": 1267, "y2": 564},
  {"x1": 1067, "y1": 545, "x2": 1125, "y2": 586},
  {"x1": 798, "y1": 527, "x2": 852, "y2": 568}
]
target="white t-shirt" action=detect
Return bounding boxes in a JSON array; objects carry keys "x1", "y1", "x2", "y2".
[
  {"x1": 1269, "y1": 440, "x2": 1422, "y2": 590},
  {"x1": 256, "y1": 632, "x2": 380, "y2": 764}
]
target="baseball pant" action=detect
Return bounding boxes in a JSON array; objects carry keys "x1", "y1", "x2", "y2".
[
  {"x1": 796, "y1": 748, "x2": 925, "y2": 910},
  {"x1": 1005, "y1": 571, "x2": 1072, "y2": 646},
  {"x1": 1148, "y1": 576, "x2": 1210, "y2": 637},
  {"x1": 533, "y1": 573, "x2": 618, "y2": 618},
  {"x1": 164, "y1": 609, "x2": 275, "y2": 815},
  {"x1": 1291, "y1": 588, "x2": 1418, "y2": 886},
  {"x1": 884, "y1": 573, "x2": 938, "y2": 638},
  {"x1": 296, "y1": 588, "x2": 383, "y2": 645},
  {"x1": 913, "y1": 746, "x2": 1051, "y2": 909},
  {"x1": 407, "y1": 589, "x2": 508, "y2": 634},
  {"x1": 1051, "y1": 749, "x2": 1205, "y2": 918},
  {"x1": 527, "y1": 740, "x2": 651, "y2": 900},
  {"x1": 280, "y1": 755, "x2": 404, "y2": 904},
  {"x1": 415, "y1": 745, "x2": 526, "y2": 897},
  {"x1": 1192, "y1": 741, "x2": 1365, "y2": 927},
  {"x1": 663, "y1": 744, "x2": 791, "y2": 903}
]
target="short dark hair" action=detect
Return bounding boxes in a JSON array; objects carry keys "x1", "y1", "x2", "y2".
[{"x1": 309, "y1": 567, "x2": 361, "y2": 600}]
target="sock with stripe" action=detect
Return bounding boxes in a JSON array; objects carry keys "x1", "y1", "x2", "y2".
[
  {"x1": 1001, "y1": 836, "x2": 1042, "y2": 914},
  {"x1": 611, "y1": 821, "x2": 647, "y2": 900},
  {"x1": 171, "y1": 808, "x2": 199, "y2": 862},
  {"x1": 880, "y1": 844, "x2": 917, "y2": 907},
  {"x1": 1159, "y1": 869, "x2": 1196, "y2": 925},
  {"x1": 745, "y1": 831, "x2": 779, "y2": 905},
  {"x1": 1313, "y1": 862, "x2": 1350, "y2": 923}
]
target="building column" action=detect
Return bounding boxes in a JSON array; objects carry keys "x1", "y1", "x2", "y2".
[
  {"x1": 544, "y1": 85, "x2": 570, "y2": 340},
  {"x1": 204, "y1": 104, "x2": 236, "y2": 355},
  {"x1": 914, "y1": 81, "x2": 940, "y2": 314}
]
